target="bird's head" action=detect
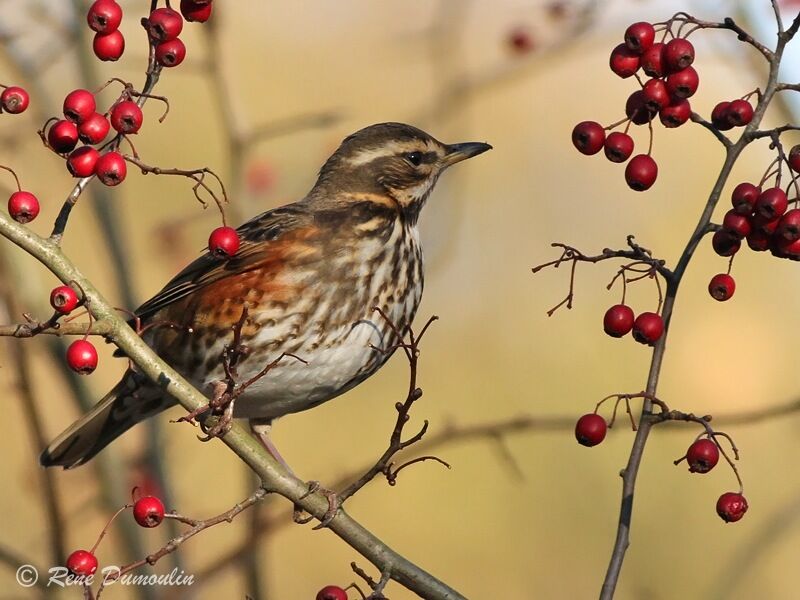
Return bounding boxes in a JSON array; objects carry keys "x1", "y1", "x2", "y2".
[{"x1": 313, "y1": 122, "x2": 491, "y2": 222}]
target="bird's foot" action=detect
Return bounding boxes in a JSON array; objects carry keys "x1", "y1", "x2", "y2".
[{"x1": 293, "y1": 480, "x2": 340, "y2": 529}]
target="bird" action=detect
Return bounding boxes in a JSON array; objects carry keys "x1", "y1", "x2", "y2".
[{"x1": 40, "y1": 122, "x2": 491, "y2": 469}]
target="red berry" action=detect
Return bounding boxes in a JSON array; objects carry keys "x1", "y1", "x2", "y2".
[
  {"x1": 640, "y1": 42, "x2": 666, "y2": 77},
  {"x1": 50, "y1": 285, "x2": 80, "y2": 314},
  {"x1": 603, "y1": 132, "x2": 634, "y2": 163},
  {"x1": 708, "y1": 273, "x2": 735, "y2": 302},
  {"x1": 133, "y1": 495, "x2": 165, "y2": 528},
  {"x1": 664, "y1": 38, "x2": 695, "y2": 71},
  {"x1": 777, "y1": 208, "x2": 800, "y2": 241},
  {"x1": 755, "y1": 187, "x2": 788, "y2": 220},
  {"x1": 67, "y1": 146, "x2": 100, "y2": 178},
  {"x1": 659, "y1": 98, "x2": 691, "y2": 128},
  {"x1": 93, "y1": 30, "x2": 125, "y2": 61},
  {"x1": 625, "y1": 90, "x2": 656, "y2": 125},
  {"x1": 632, "y1": 312, "x2": 664, "y2": 345},
  {"x1": 571, "y1": 121, "x2": 605, "y2": 155},
  {"x1": 87, "y1": 0, "x2": 122, "y2": 33},
  {"x1": 753, "y1": 213, "x2": 780, "y2": 235},
  {"x1": 603, "y1": 304, "x2": 635, "y2": 337},
  {"x1": 773, "y1": 235, "x2": 800, "y2": 258},
  {"x1": 746, "y1": 229, "x2": 771, "y2": 252},
  {"x1": 789, "y1": 144, "x2": 800, "y2": 173},
  {"x1": 110, "y1": 100, "x2": 143, "y2": 134},
  {"x1": 711, "y1": 230, "x2": 741, "y2": 257},
  {"x1": 66, "y1": 340, "x2": 98, "y2": 374},
  {"x1": 66, "y1": 550, "x2": 98, "y2": 576},
  {"x1": 63, "y1": 89, "x2": 96, "y2": 124},
  {"x1": 711, "y1": 101, "x2": 733, "y2": 131},
  {"x1": 624, "y1": 22, "x2": 655, "y2": 54},
  {"x1": 665, "y1": 66, "x2": 699, "y2": 99},
  {"x1": 316, "y1": 586, "x2": 348, "y2": 600},
  {"x1": 642, "y1": 78, "x2": 670, "y2": 111},
  {"x1": 574, "y1": 413, "x2": 607, "y2": 447},
  {"x1": 95, "y1": 151, "x2": 127, "y2": 186},
  {"x1": 47, "y1": 119, "x2": 79, "y2": 153},
  {"x1": 79, "y1": 112, "x2": 111, "y2": 144},
  {"x1": 507, "y1": 27, "x2": 534, "y2": 54},
  {"x1": 609, "y1": 43, "x2": 640, "y2": 78},
  {"x1": 727, "y1": 99, "x2": 753, "y2": 127},
  {"x1": 625, "y1": 154, "x2": 658, "y2": 191},
  {"x1": 147, "y1": 8, "x2": 183, "y2": 41},
  {"x1": 0, "y1": 85, "x2": 30, "y2": 114},
  {"x1": 208, "y1": 226, "x2": 240, "y2": 257},
  {"x1": 722, "y1": 209, "x2": 751, "y2": 238},
  {"x1": 8, "y1": 191, "x2": 40, "y2": 224},
  {"x1": 731, "y1": 182, "x2": 760, "y2": 215},
  {"x1": 180, "y1": 0, "x2": 213, "y2": 23},
  {"x1": 716, "y1": 492, "x2": 748, "y2": 523},
  {"x1": 155, "y1": 38, "x2": 186, "y2": 67},
  {"x1": 685, "y1": 438, "x2": 720, "y2": 473}
]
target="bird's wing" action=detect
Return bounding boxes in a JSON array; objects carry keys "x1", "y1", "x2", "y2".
[{"x1": 133, "y1": 203, "x2": 314, "y2": 322}]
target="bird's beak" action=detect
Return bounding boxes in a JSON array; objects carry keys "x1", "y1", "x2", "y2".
[{"x1": 441, "y1": 141, "x2": 492, "y2": 168}]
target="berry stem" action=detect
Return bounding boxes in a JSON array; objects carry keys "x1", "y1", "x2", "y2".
[
  {"x1": 90, "y1": 504, "x2": 133, "y2": 554},
  {"x1": 0, "y1": 164, "x2": 22, "y2": 191}
]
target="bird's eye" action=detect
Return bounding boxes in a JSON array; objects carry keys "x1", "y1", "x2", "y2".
[{"x1": 405, "y1": 151, "x2": 423, "y2": 167}]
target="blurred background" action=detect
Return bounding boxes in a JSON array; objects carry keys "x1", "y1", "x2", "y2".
[{"x1": 1, "y1": 0, "x2": 799, "y2": 598}]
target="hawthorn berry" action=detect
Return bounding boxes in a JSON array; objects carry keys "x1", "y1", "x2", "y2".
[
  {"x1": 625, "y1": 154, "x2": 658, "y2": 191},
  {"x1": 731, "y1": 182, "x2": 760, "y2": 215},
  {"x1": 642, "y1": 78, "x2": 670, "y2": 111},
  {"x1": 208, "y1": 226, "x2": 240, "y2": 257},
  {"x1": 752, "y1": 213, "x2": 780, "y2": 235},
  {"x1": 155, "y1": 38, "x2": 187, "y2": 67},
  {"x1": 708, "y1": 273, "x2": 735, "y2": 302},
  {"x1": 147, "y1": 8, "x2": 183, "y2": 41},
  {"x1": 47, "y1": 119, "x2": 79, "y2": 153},
  {"x1": 603, "y1": 304, "x2": 634, "y2": 337},
  {"x1": 773, "y1": 235, "x2": 800, "y2": 258},
  {"x1": 716, "y1": 492, "x2": 748, "y2": 523},
  {"x1": 789, "y1": 144, "x2": 800, "y2": 173},
  {"x1": 727, "y1": 99, "x2": 753, "y2": 127},
  {"x1": 640, "y1": 42, "x2": 666, "y2": 77},
  {"x1": 755, "y1": 187, "x2": 788, "y2": 220},
  {"x1": 711, "y1": 101, "x2": 733, "y2": 131},
  {"x1": 722, "y1": 209, "x2": 751, "y2": 238},
  {"x1": 624, "y1": 22, "x2": 655, "y2": 54},
  {"x1": 625, "y1": 90, "x2": 656, "y2": 125},
  {"x1": 93, "y1": 29, "x2": 125, "y2": 61},
  {"x1": 685, "y1": 438, "x2": 720, "y2": 473},
  {"x1": 66, "y1": 550, "x2": 98, "y2": 576},
  {"x1": 316, "y1": 586, "x2": 348, "y2": 600},
  {"x1": 63, "y1": 89, "x2": 96, "y2": 124},
  {"x1": 180, "y1": 0, "x2": 213, "y2": 23},
  {"x1": 133, "y1": 495, "x2": 165, "y2": 528},
  {"x1": 67, "y1": 340, "x2": 98, "y2": 374},
  {"x1": 110, "y1": 100, "x2": 143, "y2": 134},
  {"x1": 659, "y1": 98, "x2": 691, "y2": 128},
  {"x1": 50, "y1": 285, "x2": 80, "y2": 314},
  {"x1": 0, "y1": 85, "x2": 30, "y2": 114},
  {"x1": 574, "y1": 413, "x2": 607, "y2": 447},
  {"x1": 8, "y1": 191, "x2": 40, "y2": 224},
  {"x1": 95, "y1": 151, "x2": 127, "y2": 186},
  {"x1": 663, "y1": 38, "x2": 695, "y2": 71},
  {"x1": 777, "y1": 208, "x2": 800, "y2": 241},
  {"x1": 603, "y1": 132, "x2": 634, "y2": 163},
  {"x1": 609, "y1": 43, "x2": 640, "y2": 79},
  {"x1": 571, "y1": 121, "x2": 605, "y2": 155},
  {"x1": 79, "y1": 112, "x2": 111, "y2": 144},
  {"x1": 67, "y1": 146, "x2": 101, "y2": 178},
  {"x1": 632, "y1": 312, "x2": 664, "y2": 345},
  {"x1": 746, "y1": 229, "x2": 771, "y2": 252},
  {"x1": 665, "y1": 66, "x2": 699, "y2": 99},
  {"x1": 87, "y1": 0, "x2": 122, "y2": 33},
  {"x1": 711, "y1": 230, "x2": 741, "y2": 257}
]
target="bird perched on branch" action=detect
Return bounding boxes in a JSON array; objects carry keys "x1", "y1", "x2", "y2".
[{"x1": 41, "y1": 122, "x2": 491, "y2": 469}]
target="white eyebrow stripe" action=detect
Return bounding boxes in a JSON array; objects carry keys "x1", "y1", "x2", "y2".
[{"x1": 346, "y1": 140, "x2": 440, "y2": 166}]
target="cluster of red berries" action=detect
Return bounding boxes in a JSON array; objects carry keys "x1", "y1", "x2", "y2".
[
  {"x1": 602, "y1": 304, "x2": 664, "y2": 345},
  {"x1": 316, "y1": 585, "x2": 348, "y2": 600},
  {"x1": 572, "y1": 21, "x2": 715, "y2": 192},
  {"x1": 0, "y1": 84, "x2": 30, "y2": 115},
  {"x1": 65, "y1": 494, "x2": 166, "y2": 577}
]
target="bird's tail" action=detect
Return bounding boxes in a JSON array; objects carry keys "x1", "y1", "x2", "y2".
[{"x1": 40, "y1": 371, "x2": 173, "y2": 469}]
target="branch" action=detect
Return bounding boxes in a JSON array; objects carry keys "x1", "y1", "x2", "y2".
[{"x1": 690, "y1": 112, "x2": 732, "y2": 147}]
